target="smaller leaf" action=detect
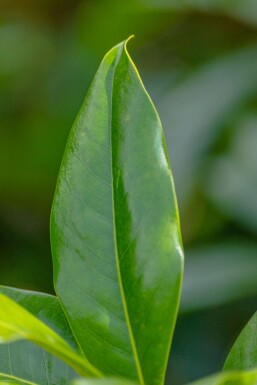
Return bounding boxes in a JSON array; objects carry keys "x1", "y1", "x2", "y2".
[
  {"x1": 73, "y1": 378, "x2": 138, "y2": 385},
  {"x1": 0, "y1": 293, "x2": 101, "y2": 378},
  {"x1": 186, "y1": 370, "x2": 257, "y2": 385},
  {"x1": 224, "y1": 312, "x2": 257, "y2": 370},
  {"x1": 0, "y1": 286, "x2": 78, "y2": 385}
]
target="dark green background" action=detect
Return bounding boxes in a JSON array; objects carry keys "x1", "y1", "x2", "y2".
[{"x1": 1, "y1": 1, "x2": 257, "y2": 384}]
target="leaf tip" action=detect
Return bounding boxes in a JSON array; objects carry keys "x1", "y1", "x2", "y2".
[
  {"x1": 124, "y1": 35, "x2": 135, "y2": 52},
  {"x1": 126, "y1": 34, "x2": 135, "y2": 43}
]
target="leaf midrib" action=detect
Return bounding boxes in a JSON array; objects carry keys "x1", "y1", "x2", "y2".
[{"x1": 110, "y1": 44, "x2": 145, "y2": 385}]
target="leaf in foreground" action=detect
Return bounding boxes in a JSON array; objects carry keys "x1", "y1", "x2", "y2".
[
  {"x1": 51, "y1": 37, "x2": 183, "y2": 385},
  {"x1": 224, "y1": 312, "x2": 257, "y2": 370},
  {"x1": 73, "y1": 378, "x2": 137, "y2": 385},
  {"x1": 0, "y1": 293, "x2": 101, "y2": 378},
  {"x1": 0, "y1": 286, "x2": 77, "y2": 385},
  {"x1": 186, "y1": 370, "x2": 257, "y2": 385},
  {"x1": 0, "y1": 373, "x2": 38, "y2": 385}
]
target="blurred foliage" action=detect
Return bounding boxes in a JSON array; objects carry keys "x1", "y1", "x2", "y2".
[{"x1": 0, "y1": 1, "x2": 257, "y2": 384}]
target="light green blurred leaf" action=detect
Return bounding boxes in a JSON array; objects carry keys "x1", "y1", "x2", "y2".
[
  {"x1": 204, "y1": 112, "x2": 257, "y2": 234},
  {"x1": 0, "y1": 373, "x2": 38, "y2": 385},
  {"x1": 0, "y1": 293, "x2": 101, "y2": 378},
  {"x1": 73, "y1": 378, "x2": 138, "y2": 385},
  {"x1": 51, "y1": 38, "x2": 183, "y2": 385},
  {"x1": 181, "y1": 241, "x2": 257, "y2": 313},
  {"x1": 157, "y1": 45, "x2": 257, "y2": 208},
  {"x1": 0, "y1": 286, "x2": 77, "y2": 385},
  {"x1": 186, "y1": 370, "x2": 257, "y2": 385}
]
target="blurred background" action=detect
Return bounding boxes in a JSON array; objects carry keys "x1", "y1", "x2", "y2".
[{"x1": 0, "y1": 1, "x2": 257, "y2": 384}]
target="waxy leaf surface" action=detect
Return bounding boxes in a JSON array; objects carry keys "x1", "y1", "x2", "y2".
[
  {"x1": 0, "y1": 293, "x2": 101, "y2": 378},
  {"x1": 0, "y1": 286, "x2": 77, "y2": 385},
  {"x1": 51, "y1": 38, "x2": 183, "y2": 385},
  {"x1": 224, "y1": 312, "x2": 257, "y2": 370}
]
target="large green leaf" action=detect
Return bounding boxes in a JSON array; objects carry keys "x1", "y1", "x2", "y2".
[
  {"x1": 185, "y1": 370, "x2": 257, "y2": 385},
  {"x1": 224, "y1": 312, "x2": 257, "y2": 371},
  {"x1": 51, "y1": 37, "x2": 183, "y2": 385},
  {"x1": 0, "y1": 286, "x2": 77, "y2": 385},
  {"x1": 0, "y1": 293, "x2": 101, "y2": 378}
]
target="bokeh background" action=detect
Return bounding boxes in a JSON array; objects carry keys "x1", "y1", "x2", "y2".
[{"x1": 1, "y1": 1, "x2": 257, "y2": 384}]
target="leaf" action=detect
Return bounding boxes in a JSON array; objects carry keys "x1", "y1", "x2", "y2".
[
  {"x1": 73, "y1": 378, "x2": 137, "y2": 385},
  {"x1": 203, "y1": 112, "x2": 257, "y2": 234},
  {"x1": 0, "y1": 373, "x2": 38, "y2": 385},
  {"x1": 51, "y1": 37, "x2": 183, "y2": 385},
  {"x1": 157, "y1": 45, "x2": 257, "y2": 208},
  {"x1": 0, "y1": 293, "x2": 101, "y2": 378},
  {"x1": 185, "y1": 370, "x2": 257, "y2": 385},
  {"x1": 0, "y1": 286, "x2": 78, "y2": 385},
  {"x1": 223, "y1": 312, "x2": 257, "y2": 371},
  {"x1": 180, "y1": 241, "x2": 257, "y2": 314}
]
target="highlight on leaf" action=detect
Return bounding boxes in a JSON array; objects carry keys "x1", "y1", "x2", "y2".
[{"x1": 51, "y1": 36, "x2": 183, "y2": 385}]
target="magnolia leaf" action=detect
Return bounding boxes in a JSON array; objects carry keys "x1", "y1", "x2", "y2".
[
  {"x1": 0, "y1": 293, "x2": 101, "y2": 378},
  {"x1": 51, "y1": 37, "x2": 183, "y2": 385}
]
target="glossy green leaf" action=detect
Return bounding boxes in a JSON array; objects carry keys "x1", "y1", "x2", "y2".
[
  {"x1": 51, "y1": 37, "x2": 183, "y2": 385},
  {"x1": 186, "y1": 370, "x2": 257, "y2": 385},
  {"x1": 73, "y1": 378, "x2": 137, "y2": 385},
  {"x1": 224, "y1": 312, "x2": 257, "y2": 371},
  {"x1": 0, "y1": 373, "x2": 38, "y2": 385},
  {"x1": 0, "y1": 293, "x2": 101, "y2": 378},
  {"x1": 0, "y1": 286, "x2": 78, "y2": 385}
]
